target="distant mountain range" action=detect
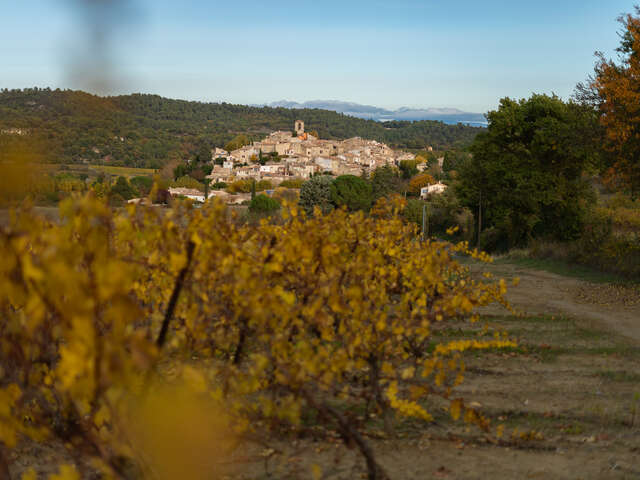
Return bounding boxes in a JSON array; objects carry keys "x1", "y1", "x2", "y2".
[{"x1": 263, "y1": 100, "x2": 488, "y2": 126}]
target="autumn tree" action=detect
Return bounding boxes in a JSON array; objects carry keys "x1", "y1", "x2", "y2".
[
  {"x1": 408, "y1": 173, "x2": 435, "y2": 196},
  {"x1": 585, "y1": 7, "x2": 640, "y2": 197}
]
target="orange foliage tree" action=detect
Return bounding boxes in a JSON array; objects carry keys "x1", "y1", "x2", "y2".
[
  {"x1": 589, "y1": 7, "x2": 640, "y2": 197},
  {"x1": 408, "y1": 173, "x2": 435, "y2": 195}
]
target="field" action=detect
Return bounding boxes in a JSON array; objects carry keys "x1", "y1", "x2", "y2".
[
  {"x1": 33, "y1": 163, "x2": 157, "y2": 178},
  {"x1": 87, "y1": 165, "x2": 157, "y2": 177},
  {"x1": 5, "y1": 258, "x2": 640, "y2": 479}
]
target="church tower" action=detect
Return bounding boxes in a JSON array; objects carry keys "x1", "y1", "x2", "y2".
[{"x1": 295, "y1": 120, "x2": 305, "y2": 136}]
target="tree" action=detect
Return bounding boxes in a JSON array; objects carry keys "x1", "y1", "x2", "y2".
[
  {"x1": 456, "y1": 94, "x2": 598, "y2": 249},
  {"x1": 408, "y1": 173, "x2": 435, "y2": 196},
  {"x1": 442, "y1": 151, "x2": 470, "y2": 174},
  {"x1": 585, "y1": 7, "x2": 640, "y2": 197},
  {"x1": 371, "y1": 165, "x2": 401, "y2": 200},
  {"x1": 130, "y1": 175, "x2": 153, "y2": 196},
  {"x1": 299, "y1": 175, "x2": 334, "y2": 215},
  {"x1": 196, "y1": 144, "x2": 211, "y2": 163},
  {"x1": 224, "y1": 134, "x2": 250, "y2": 152},
  {"x1": 330, "y1": 175, "x2": 373, "y2": 212},
  {"x1": 398, "y1": 159, "x2": 418, "y2": 179},
  {"x1": 249, "y1": 193, "x2": 281, "y2": 214},
  {"x1": 110, "y1": 176, "x2": 137, "y2": 200}
]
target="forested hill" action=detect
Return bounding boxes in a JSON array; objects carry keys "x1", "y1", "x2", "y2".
[{"x1": 0, "y1": 88, "x2": 484, "y2": 168}]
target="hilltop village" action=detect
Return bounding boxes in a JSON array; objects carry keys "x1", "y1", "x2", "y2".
[
  {"x1": 207, "y1": 120, "x2": 419, "y2": 184},
  {"x1": 164, "y1": 120, "x2": 441, "y2": 202}
]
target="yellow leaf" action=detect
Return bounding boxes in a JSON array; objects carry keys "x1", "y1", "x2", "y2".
[
  {"x1": 21, "y1": 469, "x2": 37, "y2": 480},
  {"x1": 48, "y1": 465, "x2": 80, "y2": 480}
]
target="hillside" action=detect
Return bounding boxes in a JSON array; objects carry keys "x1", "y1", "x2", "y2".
[{"x1": 0, "y1": 88, "x2": 483, "y2": 168}]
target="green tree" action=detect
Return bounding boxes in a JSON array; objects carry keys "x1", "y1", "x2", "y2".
[
  {"x1": 456, "y1": 94, "x2": 599, "y2": 249},
  {"x1": 196, "y1": 144, "x2": 211, "y2": 163},
  {"x1": 110, "y1": 176, "x2": 137, "y2": 200},
  {"x1": 130, "y1": 176, "x2": 153, "y2": 196},
  {"x1": 299, "y1": 175, "x2": 334, "y2": 215},
  {"x1": 249, "y1": 193, "x2": 281, "y2": 214},
  {"x1": 399, "y1": 159, "x2": 418, "y2": 179},
  {"x1": 442, "y1": 150, "x2": 470, "y2": 174},
  {"x1": 330, "y1": 175, "x2": 373, "y2": 212},
  {"x1": 371, "y1": 164, "x2": 401, "y2": 200}
]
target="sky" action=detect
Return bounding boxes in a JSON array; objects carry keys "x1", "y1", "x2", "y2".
[{"x1": 0, "y1": 0, "x2": 636, "y2": 112}]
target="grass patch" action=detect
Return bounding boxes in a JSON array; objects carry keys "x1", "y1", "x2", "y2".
[
  {"x1": 496, "y1": 257, "x2": 634, "y2": 285},
  {"x1": 89, "y1": 165, "x2": 157, "y2": 177},
  {"x1": 595, "y1": 370, "x2": 640, "y2": 383}
]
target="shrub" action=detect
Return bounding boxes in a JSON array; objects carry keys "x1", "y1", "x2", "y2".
[
  {"x1": 272, "y1": 187, "x2": 299, "y2": 204},
  {"x1": 227, "y1": 179, "x2": 272, "y2": 194},
  {"x1": 279, "y1": 178, "x2": 304, "y2": 189},
  {"x1": 256, "y1": 179, "x2": 273, "y2": 191},
  {"x1": 226, "y1": 179, "x2": 253, "y2": 193},
  {"x1": 172, "y1": 175, "x2": 204, "y2": 191},
  {"x1": 108, "y1": 192, "x2": 126, "y2": 207},
  {"x1": 0, "y1": 195, "x2": 513, "y2": 479}
]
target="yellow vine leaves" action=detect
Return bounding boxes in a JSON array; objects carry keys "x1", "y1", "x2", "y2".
[{"x1": 0, "y1": 193, "x2": 515, "y2": 476}]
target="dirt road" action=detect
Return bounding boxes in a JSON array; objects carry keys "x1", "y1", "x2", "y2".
[{"x1": 477, "y1": 262, "x2": 640, "y2": 343}]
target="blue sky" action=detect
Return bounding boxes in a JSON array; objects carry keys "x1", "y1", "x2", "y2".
[{"x1": 0, "y1": 0, "x2": 635, "y2": 112}]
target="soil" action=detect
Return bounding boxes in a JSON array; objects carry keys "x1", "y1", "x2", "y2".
[{"x1": 476, "y1": 261, "x2": 640, "y2": 342}]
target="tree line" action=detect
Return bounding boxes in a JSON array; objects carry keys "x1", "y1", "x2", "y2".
[{"x1": 0, "y1": 89, "x2": 483, "y2": 169}]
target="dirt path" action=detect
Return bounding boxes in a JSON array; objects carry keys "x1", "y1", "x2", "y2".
[{"x1": 477, "y1": 262, "x2": 640, "y2": 343}]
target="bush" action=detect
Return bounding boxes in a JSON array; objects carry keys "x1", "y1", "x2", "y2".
[
  {"x1": 227, "y1": 179, "x2": 272, "y2": 194},
  {"x1": 256, "y1": 179, "x2": 273, "y2": 191},
  {"x1": 0, "y1": 195, "x2": 513, "y2": 479},
  {"x1": 279, "y1": 178, "x2": 304, "y2": 189},
  {"x1": 226, "y1": 179, "x2": 253, "y2": 193},
  {"x1": 108, "y1": 192, "x2": 126, "y2": 207},
  {"x1": 272, "y1": 187, "x2": 299, "y2": 204},
  {"x1": 130, "y1": 175, "x2": 154, "y2": 196},
  {"x1": 172, "y1": 175, "x2": 204, "y2": 191},
  {"x1": 249, "y1": 194, "x2": 281, "y2": 214},
  {"x1": 299, "y1": 175, "x2": 334, "y2": 215},
  {"x1": 426, "y1": 189, "x2": 474, "y2": 242},
  {"x1": 403, "y1": 198, "x2": 425, "y2": 228},
  {"x1": 330, "y1": 174, "x2": 372, "y2": 212}
]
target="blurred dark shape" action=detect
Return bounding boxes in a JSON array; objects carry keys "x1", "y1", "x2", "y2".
[{"x1": 64, "y1": 0, "x2": 143, "y2": 94}]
